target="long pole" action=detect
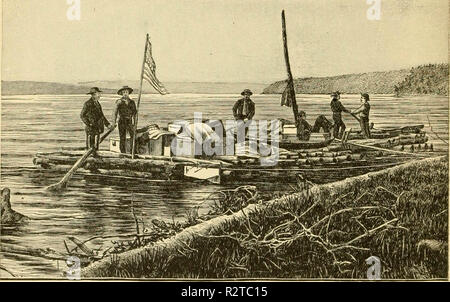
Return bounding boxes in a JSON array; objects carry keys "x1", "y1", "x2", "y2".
[
  {"x1": 132, "y1": 33, "x2": 149, "y2": 159},
  {"x1": 281, "y1": 10, "x2": 299, "y2": 125},
  {"x1": 46, "y1": 125, "x2": 116, "y2": 191}
]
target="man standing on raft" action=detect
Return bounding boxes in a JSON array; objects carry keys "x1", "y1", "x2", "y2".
[
  {"x1": 233, "y1": 89, "x2": 255, "y2": 121},
  {"x1": 330, "y1": 91, "x2": 350, "y2": 139},
  {"x1": 112, "y1": 86, "x2": 137, "y2": 153},
  {"x1": 80, "y1": 87, "x2": 111, "y2": 152},
  {"x1": 352, "y1": 93, "x2": 371, "y2": 138}
]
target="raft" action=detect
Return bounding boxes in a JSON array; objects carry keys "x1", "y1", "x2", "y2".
[{"x1": 32, "y1": 123, "x2": 431, "y2": 185}]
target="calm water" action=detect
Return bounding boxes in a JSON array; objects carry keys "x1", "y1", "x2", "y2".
[{"x1": 1, "y1": 93, "x2": 448, "y2": 278}]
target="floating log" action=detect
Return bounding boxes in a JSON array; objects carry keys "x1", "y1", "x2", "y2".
[{"x1": 33, "y1": 155, "x2": 77, "y2": 166}]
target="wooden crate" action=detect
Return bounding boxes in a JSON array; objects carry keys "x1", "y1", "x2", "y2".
[
  {"x1": 171, "y1": 137, "x2": 197, "y2": 157},
  {"x1": 148, "y1": 135, "x2": 173, "y2": 156}
]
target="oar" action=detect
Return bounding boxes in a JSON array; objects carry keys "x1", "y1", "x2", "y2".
[
  {"x1": 46, "y1": 125, "x2": 116, "y2": 191},
  {"x1": 347, "y1": 112, "x2": 381, "y2": 131},
  {"x1": 348, "y1": 112, "x2": 361, "y2": 123}
]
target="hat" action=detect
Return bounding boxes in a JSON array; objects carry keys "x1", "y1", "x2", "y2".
[
  {"x1": 241, "y1": 89, "x2": 253, "y2": 96},
  {"x1": 330, "y1": 91, "x2": 341, "y2": 97},
  {"x1": 87, "y1": 87, "x2": 102, "y2": 95},
  {"x1": 361, "y1": 93, "x2": 370, "y2": 101},
  {"x1": 298, "y1": 110, "x2": 306, "y2": 117},
  {"x1": 117, "y1": 86, "x2": 133, "y2": 95}
]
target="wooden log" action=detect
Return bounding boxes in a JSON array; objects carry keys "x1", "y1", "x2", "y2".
[
  {"x1": 278, "y1": 159, "x2": 297, "y2": 165},
  {"x1": 94, "y1": 169, "x2": 157, "y2": 179},
  {"x1": 348, "y1": 154, "x2": 362, "y2": 161},
  {"x1": 296, "y1": 159, "x2": 309, "y2": 165},
  {"x1": 307, "y1": 152, "x2": 321, "y2": 157},
  {"x1": 320, "y1": 157, "x2": 336, "y2": 164},
  {"x1": 325, "y1": 144, "x2": 347, "y2": 152},
  {"x1": 334, "y1": 155, "x2": 350, "y2": 163},
  {"x1": 85, "y1": 157, "x2": 178, "y2": 169},
  {"x1": 33, "y1": 155, "x2": 78, "y2": 165},
  {"x1": 307, "y1": 158, "x2": 324, "y2": 165},
  {"x1": 318, "y1": 151, "x2": 351, "y2": 157},
  {"x1": 33, "y1": 157, "x2": 80, "y2": 169}
]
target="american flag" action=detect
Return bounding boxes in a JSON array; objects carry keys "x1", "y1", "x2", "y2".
[
  {"x1": 143, "y1": 37, "x2": 168, "y2": 95},
  {"x1": 280, "y1": 81, "x2": 295, "y2": 107}
]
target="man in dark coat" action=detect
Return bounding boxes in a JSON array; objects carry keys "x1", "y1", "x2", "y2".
[
  {"x1": 233, "y1": 89, "x2": 255, "y2": 121},
  {"x1": 330, "y1": 91, "x2": 350, "y2": 139},
  {"x1": 112, "y1": 86, "x2": 137, "y2": 153},
  {"x1": 296, "y1": 111, "x2": 334, "y2": 141},
  {"x1": 80, "y1": 87, "x2": 111, "y2": 151},
  {"x1": 296, "y1": 110, "x2": 313, "y2": 140}
]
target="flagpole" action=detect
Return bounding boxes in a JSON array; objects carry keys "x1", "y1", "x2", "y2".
[
  {"x1": 281, "y1": 10, "x2": 299, "y2": 125},
  {"x1": 132, "y1": 33, "x2": 149, "y2": 159}
]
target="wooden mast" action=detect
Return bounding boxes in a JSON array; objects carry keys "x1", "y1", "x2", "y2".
[
  {"x1": 281, "y1": 10, "x2": 299, "y2": 125},
  {"x1": 132, "y1": 33, "x2": 149, "y2": 159}
]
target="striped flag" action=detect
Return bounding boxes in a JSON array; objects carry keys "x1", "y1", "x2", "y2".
[{"x1": 143, "y1": 38, "x2": 168, "y2": 95}]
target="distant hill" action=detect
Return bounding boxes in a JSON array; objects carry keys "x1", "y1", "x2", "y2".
[
  {"x1": 263, "y1": 64, "x2": 448, "y2": 96},
  {"x1": 394, "y1": 64, "x2": 448, "y2": 96},
  {"x1": 78, "y1": 80, "x2": 268, "y2": 94},
  {"x1": 1, "y1": 80, "x2": 268, "y2": 95},
  {"x1": 1, "y1": 81, "x2": 116, "y2": 95}
]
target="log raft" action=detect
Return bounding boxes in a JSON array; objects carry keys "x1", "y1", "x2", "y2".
[{"x1": 32, "y1": 130, "x2": 430, "y2": 184}]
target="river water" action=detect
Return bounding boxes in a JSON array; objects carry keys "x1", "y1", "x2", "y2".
[{"x1": 1, "y1": 93, "x2": 448, "y2": 278}]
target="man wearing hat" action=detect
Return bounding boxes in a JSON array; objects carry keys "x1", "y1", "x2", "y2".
[
  {"x1": 111, "y1": 86, "x2": 137, "y2": 153},
  {"x1": 295, "y1": 110, "x2": 314, "y2": 140},
  {"x1": 330, "y1": 91, "x2": 350, "y2": 139},
  {"x1": 80, "y1": 87, "x2": 111, "y2": 151},
  {"x1": 233, "y1": 89, "x2": 255, "y2": 121},
  {"x1": 352, "y1": 93, "x2": 371, "y2": 138}
]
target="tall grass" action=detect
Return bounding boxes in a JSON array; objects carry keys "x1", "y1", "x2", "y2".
[{"x1": 83, "y1": 156, "x2": 448, "y2": 279}]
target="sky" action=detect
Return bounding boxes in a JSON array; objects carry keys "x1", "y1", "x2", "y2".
[{"x1": 1, "y1": 0, "x2": 448, "y2": 83}]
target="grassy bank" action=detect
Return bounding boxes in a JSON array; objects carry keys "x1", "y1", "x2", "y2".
[{"x1": 82, "y1": 156, "x2": 448, "y2": 279}]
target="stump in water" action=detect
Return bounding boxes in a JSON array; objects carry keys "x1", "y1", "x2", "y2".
[{"x1": 1, "y1": 187, "x2": 28, "y2": 224}]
